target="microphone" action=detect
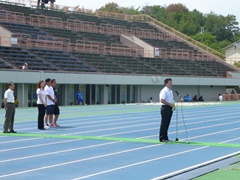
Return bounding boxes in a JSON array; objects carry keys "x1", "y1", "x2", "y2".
[{"x1": 175, "y1": 91, "x2": 179, "y2": 95}]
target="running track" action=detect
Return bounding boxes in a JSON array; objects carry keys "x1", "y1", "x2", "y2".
[{"x1": 0, "y1": 102, "x2": 240, "y2": 179}]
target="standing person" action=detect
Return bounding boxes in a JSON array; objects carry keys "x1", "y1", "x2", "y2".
[
  {"x1": 51, "y1": 79, "x2": 60, "y2": 127},
  {"x1": 159, "y1": 78, "x2": 175, "y2": 142},
  {"x1": 76, "y1": 89, "x2": 85, "y2": 105},
  {"x1": 36, "y1": 80, "x2": 47, "y2": 130},
  {"x1": 218, "y1": 94, "x2": 223, "y2": 101},
  {"x1": 50, "y1": 0, "x2": 55, "y2": 9},
  {"x1": 44, "y1": 78, "x2": 55, "y2": 127},
  {"x1": 3, "y1": 82, "x2": 17, "y2": 133}
]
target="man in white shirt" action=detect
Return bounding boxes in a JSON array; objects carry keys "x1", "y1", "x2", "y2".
[
  {"x1": 44, "y1": 78, "x2": 56, "y2": 127},
  {"x1": 159, "y1": 78, "x2": 175, "y2": 142},
  {"x1": 3, "y1": 82, "x2": 17, "y2": 133},
  {"x1": 218, "y1": 94, "x2": 223, "y2": 101},
  {"x1": 22, "y1": 63, "x2": 28, "y2": 71}
]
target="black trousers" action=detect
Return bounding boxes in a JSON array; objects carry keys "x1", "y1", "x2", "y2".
[
  {"x1": 3, "y1": 103, "x2": 15, "y2": 132},
  {"x1": 37, "y1": 104, "x2": 45, "y2": 129},
  {"x1": 159, "y1": 105, "x2": 173, "y2": 141}
]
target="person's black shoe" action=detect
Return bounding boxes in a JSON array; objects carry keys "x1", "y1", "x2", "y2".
[
  {"x1": 9, "y1": 130, "x2": 17, "y2": 133},
  {"x1": 3, "y1": 131, "x2": 8, "y2": 133},
  {"x1": 38, "y1": 128, "x2": 46, "y2": 130},
  {"x1": 160, "y1": 139, "x2": 168, "y2": 143},
  {"x1": 160, "y1": 139, "x2": 172, "y2": 143}
]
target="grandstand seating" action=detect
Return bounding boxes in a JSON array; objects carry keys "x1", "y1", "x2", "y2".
[
  {"x1": 0, "y1": 21, "x2": 48, "y2": 38},
  {"x1": 0, "y1": 2, "x2": 238, "y2": 77},
  {"x1": 29, "y1": 48, "x2": 96, "y2": 72},
  {"x1": 0, "y1": 59, "x2": 13, "y2": 69},
  {"x1": 0, "y1": 3, "x2": 37, "y2": 17},
  {"x1": 40, "y1": 26, "x2": 124, "y2": 47},
  {"x1": 142, "y1": 38, "x2": 196, "y2": 51},
  {"x1": 72, "y1": 52, "x2": 131, "y2": 74},
  {"x1": 36, "y1": 9, "x2": 71, "y2": 21},
  {"x1": 0, "y1": 46, "x2": 57, "y2": 70},
  {"x1": 41, "y1": 27, "x2": 79, "y2": 42}
]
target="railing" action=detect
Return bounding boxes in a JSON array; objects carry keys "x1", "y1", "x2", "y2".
[
  {"x1": 131, "y1": 28, "x2": 174, "y2": 41},
  {"x1": 159, "y1": 49, "x2": 192, "y2": 60},
  {"x1": 76, "y1": 40, "x2": 106, "y2": 47},
  {"x1": 223, "y1": 94, "x2": 240, "y2": 101},
  {"x1": 67, "y1": 42, "x2": 100, "y2": 54},
  {"x1": 18, "y1": 38, "x2": 64, "y2": 50},
  {"x1": 0, "y1": 0, "x2": 26, "y2": 6},
  {"x1": 104, "y1": 46, "x2": 140, "y2": 57},
  {"x1": 99, "y1": 23, "x2": 129, "y2": 35},
  {"x1": 67, "y1": 19, "x2": 98, "y2": 32},
  {"x1": 37, "y1": 35, "x2": 71, "y2": 44},
  {"x1": 29, "y1": 14, "x2": 63, "y2": 28},
  {"x1": 95, "y1": 11, "x2": 144, "y2": 21},
  {"x1": 0, "y1": 10, "x2": 25, "y2": 23}
]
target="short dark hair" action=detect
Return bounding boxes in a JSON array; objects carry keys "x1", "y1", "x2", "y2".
[
  {"x1": 8, "y1": 81, "x2": 13, "y2": 87},
  {"x1": 45, "y1": 78, "x2": 51, "y2": 83},
  {"x1": 164, "y1": 78, "x2": 172, "y2": 85},
  {"x1": 51, "y1": 79, "x2": 56, "y2": 83}
]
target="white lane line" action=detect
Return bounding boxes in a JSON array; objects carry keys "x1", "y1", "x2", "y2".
[
  {"x1": 3, "y1": 106, "x2": 239, "y2": 134},
  {"x1": 150, "y1": 136, "x2": 240, "y2": 180},
  {"x1": 150, "y1": 150, "x2": 240, "y2": 180},
  {"x1": 0, "y1": 141, "x2": 118, "y2": 163},
  {"x1": 1, "y1": 115, "x2": 239, "y2": 152},
  {"x1": 7, "y1": 106, "x2": 239, "y2": 129},
  {"x1": 0, "y1": 138, "x2": 41, "y2": 144},
  {"x1": 0, "y1": 139, "x2": 81, "y2": 152},
  {"x1": 56, "y1": 111, "x2": 240, "y2": 133},
  {"x1": 100, "y1": 116, "x2": 240, "y2": 137},
  {"x1": 72, "y1": 146, "x2": 209, "y2": 180},
  {"x1": 0, "y1": 144, "x2": 161, "y2": 178},
  {"x1": 64, "y1": 115, "x2": 240, "y2": 135},
  {"x1": 144, "y1": 125, "x2": 240, "y2": 140},
  {"x1": 71, "y1": 137, "x2": 240, "y2": 180},
  {"x1": 1, "y1": 127, "x2": 240, "y2": 165}
]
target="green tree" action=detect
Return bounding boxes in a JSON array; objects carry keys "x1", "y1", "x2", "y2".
[
  {"x1": 98, "y1": 2, "x2": 139, "y2": 14},
  {"x1": 165, "y1": 3, "x2": 189, "y2": 14},
  {"x1": 192, "y1": 32, "x2": 224, "y2": 53},
  {"x1": 99, "y1": 2, "x2": 120, "y2": 13},
  {"x1": 204, "y1": 12, "x2": 239, "y2": 41},
  {"x1": 179, "y1": 10, "x2": 205, "y2": 35},
  {"x1": 141, "y1": 5, "x2": 167, "y2": 22}
]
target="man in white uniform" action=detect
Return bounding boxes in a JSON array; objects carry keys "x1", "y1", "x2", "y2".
[
  {"x1": 44, "y1": 78, "x2": 56, "y2": 127},
  {"x1": 3, "y1": 82, "x2": 17, "y2": 133},
  {"x1": 159, "y1": 78, "x2": 175, "y2": 142},
  {"x1": 218, "y1": 94, "x2": 223, "y2": 101}
]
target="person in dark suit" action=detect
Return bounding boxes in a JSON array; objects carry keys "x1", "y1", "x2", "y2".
[{"x1": 159, "y1": 78, "x2": 175, "y2": 142}]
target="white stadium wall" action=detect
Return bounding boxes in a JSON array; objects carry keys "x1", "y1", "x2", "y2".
[{"x1": 0, "y1": 71, "x2": 239, "y2": 107}]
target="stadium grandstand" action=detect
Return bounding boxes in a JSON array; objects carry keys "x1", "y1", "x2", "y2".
[{"x1": 0, "y1": 0, "x2": 240, "y2": 107}]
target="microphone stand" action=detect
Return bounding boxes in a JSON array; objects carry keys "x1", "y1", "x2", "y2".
[{"x1": 175, "y1": 92, "x2": 179, "y2": 142}]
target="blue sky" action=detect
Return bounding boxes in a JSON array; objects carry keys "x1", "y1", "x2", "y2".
[{"x1": 55, "y1": 0, "x2": 240, "y2": 26}]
